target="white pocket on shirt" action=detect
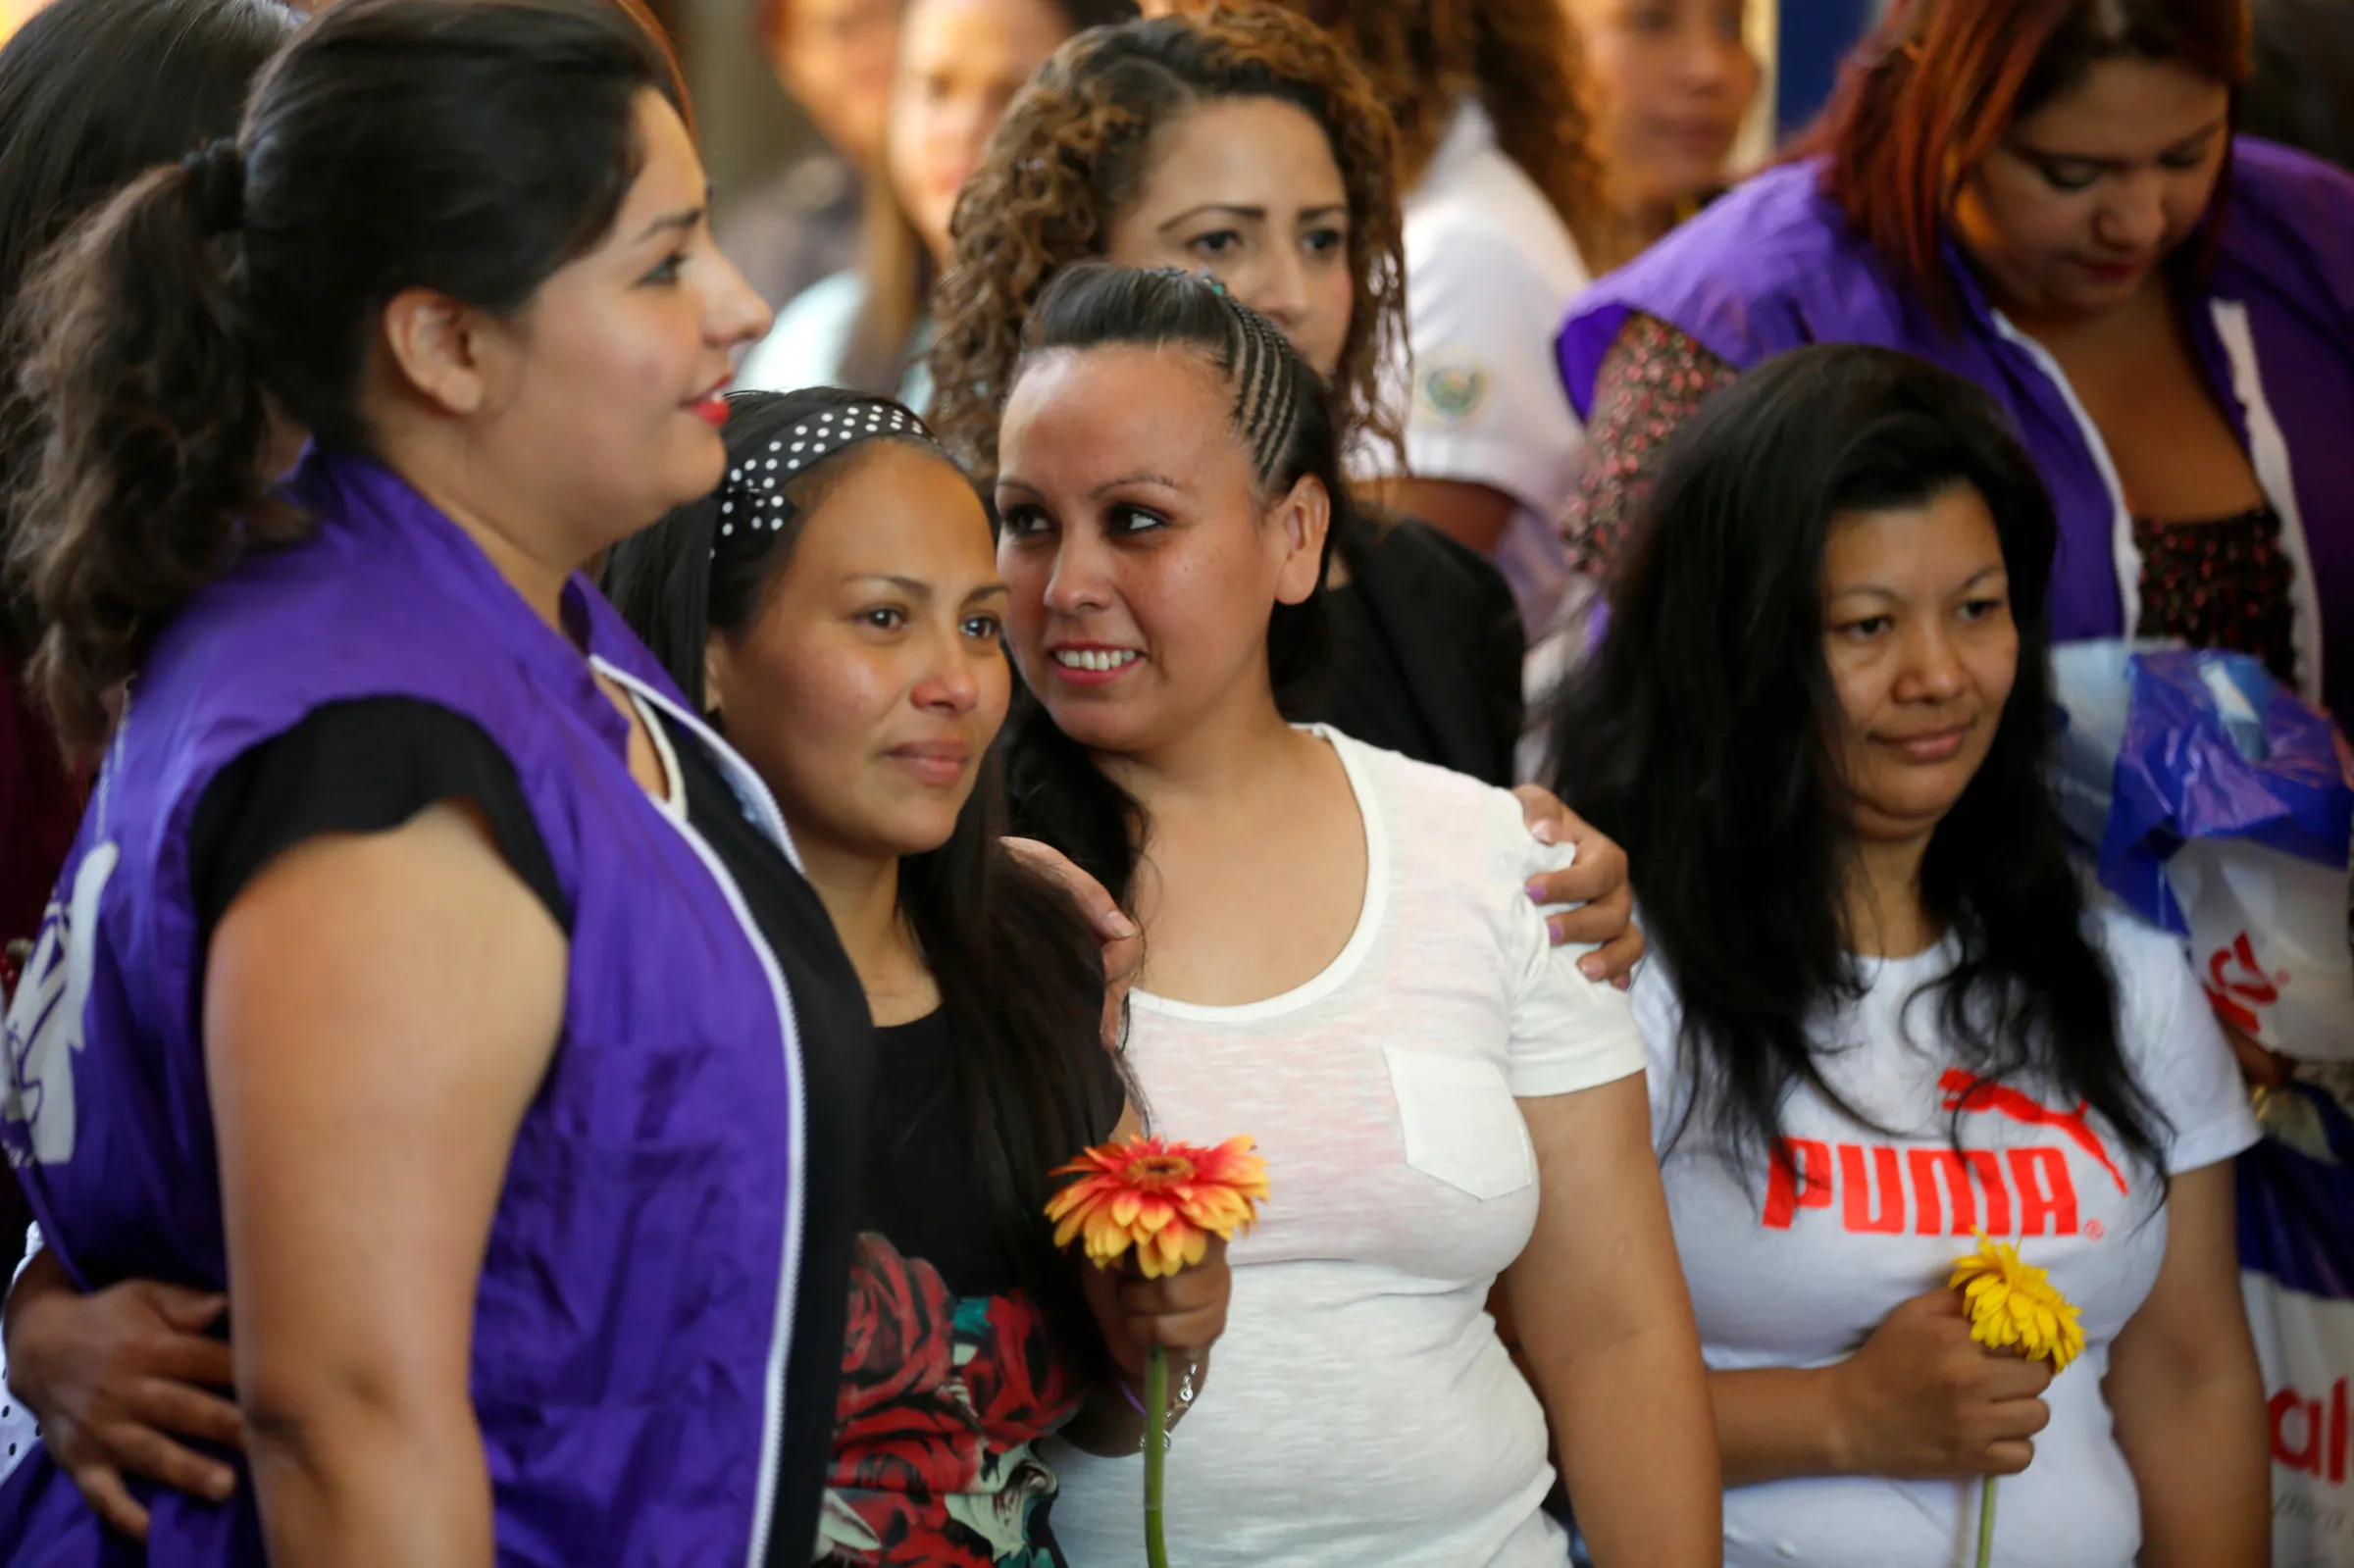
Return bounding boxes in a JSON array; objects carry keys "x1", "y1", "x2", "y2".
[{"x1": 1382, "y1": 1044, "x2": 1536, "y2": 1200}]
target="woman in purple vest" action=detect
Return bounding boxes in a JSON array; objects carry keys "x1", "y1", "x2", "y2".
[
  {"x1": 1559, "y1": 0, "x2": 2354, "y2": 721},
  {"x1": 11, "y1": 387, "x2": 1229, "y2": 1567},
  {"x1": 0, "y1": 0, "x2": 880, "y2": 1559}
]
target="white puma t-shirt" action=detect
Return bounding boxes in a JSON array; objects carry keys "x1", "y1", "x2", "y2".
[
  {"x1": 1045, "y1": 729, "x2": 1644, "y2": 1567},
  {"x1": 1636, "y1": 906, "x2": 2260, "y2": 1568}
]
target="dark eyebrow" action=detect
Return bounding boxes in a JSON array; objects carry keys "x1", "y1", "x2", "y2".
[
  {"x1": 2011, "y1": 116, "x2": 2227, "y2": 170},
  {"x1": 1155, "y1": 201, "x2": 1349, "y2": 235},
  {"x1": 964, "y1": 582, "x2": 1010, "y2": 604},
  {"x1": 1157, "y1": 203, "x2": 1263, "y2": 234},
  {"x1": 1828, "y1": 565, "x2": 2009, "y2": 600},
  {"x1": 848, "y1": 574, "x2": 934, "y2": 598},
  {"x1": 996, "y1": 472, "x2": 1186, "y2": 502},
  {"x1": 634, "y1": 185, "x2": 714, "y2": 242},
  {"x1": 1091, "y1": 470, "x2": 1183, "y2": 498}
]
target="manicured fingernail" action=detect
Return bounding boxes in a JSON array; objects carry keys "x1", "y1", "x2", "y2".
[
  {"x1": 1099, "y1": 910, "x2": 1138, "y2": 940},
  {"x1": 1530, "y1": 819, "x2": 1559, "y2": 845},
  {"x1": 1578, "y1": 954, "x2": 1606, "y2": 980},
  {"x1": 1615, "y1": 973, "x2": 1633, "y2": 990},
  {"x1": 1524, "y1": 881, "x2": 1548, "y2": 902}
]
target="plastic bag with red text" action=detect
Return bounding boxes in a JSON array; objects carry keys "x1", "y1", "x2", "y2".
[
  {"x1": 2053, "y1": 644, "x2": 2354, "y2": 1061},
  {"x1": 2241, "y1": 1082, "x2": 2354, "y2": 1564}
]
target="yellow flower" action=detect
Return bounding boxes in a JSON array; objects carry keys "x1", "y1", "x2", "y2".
[
  {"x1": 1949, "y1": 1231, "x2": 2085, "y2": 1373},
  {"x1": 1045, "y1": 1134, "x2": 1270, "y2": 1280}
]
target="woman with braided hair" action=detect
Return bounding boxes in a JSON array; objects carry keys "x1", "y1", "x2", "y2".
[
  {"x1": 993, "y1": 262, "x2": 1718, "y2": 1566},
  {"x1": 932, "y1": 6, "x2": 1530, "y2": 786}
]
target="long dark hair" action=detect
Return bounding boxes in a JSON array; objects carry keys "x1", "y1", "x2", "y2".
[
  {"x1": 1548, "y1": 344, "x2": 2168, "y2": 1188},
  {"x1": 3, "y1": 0, "x2": 682, "y2": 755},
  {"x1": 0, "y1": 0, "x2": 301, "y2": 657},
  {"x1": 1802, "y1": 0, "x2": 2250, "y2": 330},
  {"x1": 603, "y1": 388, "x2": 1129, "y2": 1369},
  {"x1": 998, "y1": 263, "x2": 1340, "y2": 906}
]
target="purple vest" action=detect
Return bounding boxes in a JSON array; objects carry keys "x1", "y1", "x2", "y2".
[
  {"x1": 1, "y1": 452, "x2": 809, "y2": 1564},
  {"x1": 1560, "y1": 138, "x2": 2354, "y2": 717}
]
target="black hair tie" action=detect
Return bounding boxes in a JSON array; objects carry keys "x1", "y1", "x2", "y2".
[{"x1": 181, "y1": 138, "x2": 245, "y2": 236}]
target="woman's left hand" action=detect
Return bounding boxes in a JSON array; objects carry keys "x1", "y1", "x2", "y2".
[
  {"x1": 1081, "y1": 1238, "x2": 1229, "y2": 1409},
  {"x1": 1511, "y1": 785, "x2": 1642, "y2": 986},
  {"x1": 1003, "y1": 837, "x2": 1142, "y2": 1049}
]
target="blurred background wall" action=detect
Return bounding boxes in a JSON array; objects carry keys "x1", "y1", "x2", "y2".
[{"x1": 0, "y1": 0, "x2": 1896, "y2": 238}]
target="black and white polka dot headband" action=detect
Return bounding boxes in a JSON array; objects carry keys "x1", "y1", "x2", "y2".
[{"x1": 711, "y1": 395, "x2": 938, "y2": 561}]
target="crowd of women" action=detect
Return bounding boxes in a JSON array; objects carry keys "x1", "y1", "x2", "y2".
[{"x1": 0, "y1": 0, "x2": 2338, "y2": 1564}]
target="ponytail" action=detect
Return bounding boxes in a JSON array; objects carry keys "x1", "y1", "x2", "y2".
[
  {"x1": 2, "y1": 0, "x2": 683, "y2": 757},
  {"x1": 4, "y1": 147, "x2": 288, "y2": 754}
]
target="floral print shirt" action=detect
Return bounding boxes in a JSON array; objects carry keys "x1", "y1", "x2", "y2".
[
  {"x1": 1565, "y1": 313, "x2": 2302, "y2": 678},
  {"x1": 815, "y1": 1010, "x2": 1089, "y2": 1567},
  {"x1": 1560, "y1": 312, "x2": 1741, "y2": 578}
]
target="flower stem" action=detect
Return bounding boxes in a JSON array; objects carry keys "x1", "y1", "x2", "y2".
[
  {"x1": 1144, "y1": 1344, "x2": 1169, "y2": 1568},
  {"x1": 1974, "y1": 1475, "x2": 1998, "y2": 1568}
]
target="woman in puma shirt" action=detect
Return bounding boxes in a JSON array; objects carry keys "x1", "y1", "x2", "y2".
[{"x1": 1549, "y1": 344, "x2": 2267, "y2": 1568}]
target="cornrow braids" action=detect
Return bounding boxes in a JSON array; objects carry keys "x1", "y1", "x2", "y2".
[
  {"x1": 1202, "y1": 274, "x2": 1306, "y2": 486},
  {"x1": 1002, "y1": 261, "x2": 1347, "y2": 906}
]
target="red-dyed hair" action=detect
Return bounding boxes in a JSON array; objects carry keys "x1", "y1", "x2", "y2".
[{"x1": 1800, "y1": 0, "x2": 2251, "y2": 329}]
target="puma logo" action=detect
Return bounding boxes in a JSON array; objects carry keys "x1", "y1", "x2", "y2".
[{"x1": 1938, "y1": 1069, "x2": 2128, "y2": 1195}]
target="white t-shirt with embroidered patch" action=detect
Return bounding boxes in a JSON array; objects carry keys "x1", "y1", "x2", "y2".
[
  {"x1": 1365, "y1": 96, "x2": 1593, "y2": 643},
  {"x1": 1635, "y1": 906, "x2": 2261, "y2": 1568},
  {"x1": 1044, "y1": 729, "x2": 1644, "y2": 1568}
]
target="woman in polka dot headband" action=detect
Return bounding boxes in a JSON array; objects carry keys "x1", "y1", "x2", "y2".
[
  {"x1": 708, "y1": 391, "x2": 935, "y2": 559},
  {"x1": 605, "y1": 382, "x2": 1228, "y2": 1562}
]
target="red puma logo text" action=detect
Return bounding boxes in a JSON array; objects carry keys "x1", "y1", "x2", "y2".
[
  {"x1": 1939, "y1": 1070, "x2": 2128, "y2": 1195},
  {"x1": 1762, "y1": 1138, "x2": 2081, "y2": 1237}
]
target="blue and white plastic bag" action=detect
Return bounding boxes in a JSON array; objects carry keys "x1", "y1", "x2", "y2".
[{"x1": 2051, "y1": 643, "x2": 2354, "y2": 1060}]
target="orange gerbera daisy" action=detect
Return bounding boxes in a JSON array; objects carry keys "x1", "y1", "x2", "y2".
[
  {"x1": 1949, "y1": 1230, "x2": 2085, "y2": 1373},
  {"x1": 1045, "y1": 1134, "x2": 1270, "y2": 1280}
]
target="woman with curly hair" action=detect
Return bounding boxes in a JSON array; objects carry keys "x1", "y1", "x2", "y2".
[
  {"x1": 1172, "y1": 0, "x2": 1610, "y2": 644},
  {"x1": 930, "y1": 5, "x2": 1530, "y2": 784}
]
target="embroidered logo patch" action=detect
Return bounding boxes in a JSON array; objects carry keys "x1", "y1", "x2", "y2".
[
  {"x1": 1415, "y1": 351, "x2": 1490, "y2": 427},
  {"x1": 4, "y1": 841, "x2": 120, "y2": 1166}
]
